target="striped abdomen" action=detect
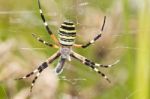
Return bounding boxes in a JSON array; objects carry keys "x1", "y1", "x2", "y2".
[{"x1": 58, "y1": 21, "x2": 76, "y2": 46}]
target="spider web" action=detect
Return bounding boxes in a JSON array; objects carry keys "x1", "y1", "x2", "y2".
[{"x1": 0, "y1": 0, "x2": 146, "y2": 99}]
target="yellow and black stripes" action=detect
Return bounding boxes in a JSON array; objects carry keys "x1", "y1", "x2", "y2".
[
  {"x1": 58, "y1": 21, "x2": 76, "y2": 46},
  {"x1": 32, "y1": 33, "x2": 59, "y2": 48},
  {"x1": 71, "y1": 51, "x2": 114, "y2": 83},
  {"x1": 15, "y1": 0, "x2": 119, "y2": 95}
]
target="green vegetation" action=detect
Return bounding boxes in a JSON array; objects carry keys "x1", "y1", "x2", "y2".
[{"x1": 0, "y1": 0, "x2": 149, "y2": 99}]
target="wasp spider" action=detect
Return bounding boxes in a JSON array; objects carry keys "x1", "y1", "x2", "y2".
[{"x1": 16, "y1": 0, "x2": 119, "y2": 93}]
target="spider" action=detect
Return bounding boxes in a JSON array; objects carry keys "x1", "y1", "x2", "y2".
[{"x1": 16, "y1": 0, "x2": 119, "y2": 93}]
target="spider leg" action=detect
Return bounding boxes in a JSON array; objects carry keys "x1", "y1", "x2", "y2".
[
  {"x1": 16, "y1": 51, "x2": 60, "y2": 92},
  {"x1": 37, "y1": 0, "x2": 59, "y2": 45},
  {"x1": 73, "y1": 16, "x2": 106, "y2": 48},
  {"x1": 30, "y1": 62, "x2": 47, "y2": 92},
  {"x1": 15, "y1": 69, "x2": 38, "y2": 80},
  {"x1": 15, "y1": 61, "x2": 48, "y2": 80},
  {"x1": 87, "y1": 59, "x2": 120, "y2": 68},
  {"x1": 32, "y1": 33, "x2": 59, "y2": 48},
  {"x1": 70, "y1": 51, "x2": 117, "y2": 83}
]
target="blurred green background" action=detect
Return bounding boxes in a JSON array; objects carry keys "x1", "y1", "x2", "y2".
[{"x1": 0, "y1": 0, "x2": 150, "y2": 99}]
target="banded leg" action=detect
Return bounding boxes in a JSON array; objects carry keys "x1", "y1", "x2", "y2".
[
  {"x1": 85, "y1": 59, "x2": 120, "y2": 68},
  {"x1": 71, "y1": 51, "x2": 118, "y2": 83},
  {"x1": 32, "y1": 33, "x2": 59, "y2": 48},
  {"x1": 30, "y1": 62, "x2": 48, "y2": 92},
  {"x1": 30, "y1": 51, "x2": 61, "y2": 92},
  {"x1": 16, "y1": 51, "x2": 61, "y2": 92},
  {"x1": 30, "y1": 73, "x2": 40, "y2": 92},
  {"x1": 73, "y1": 16, "x2": 106, "y2": 48},
  {"x1": 37, "y1": 0, "x2": 59, "y2": 45}
]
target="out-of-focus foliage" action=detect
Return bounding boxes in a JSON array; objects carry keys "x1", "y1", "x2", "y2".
[{"x1": 0, "y1": 0, "x2": 149, "y2": 99}]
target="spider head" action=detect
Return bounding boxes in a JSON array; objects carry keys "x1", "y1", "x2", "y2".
[
  {"x1": 60, "y1": 47, "x2": 71, "y2": 60},
  {"x1": 58, "y1": 20, "x2": 76, "y2": 46}
]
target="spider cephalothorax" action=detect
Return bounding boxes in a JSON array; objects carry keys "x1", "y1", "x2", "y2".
[{"x1": 16, "y1": 0, "x2": 119, "y2": 93}]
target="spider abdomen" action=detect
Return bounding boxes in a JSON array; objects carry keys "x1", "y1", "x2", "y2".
[{"x1": 58, "y1": 21, "x2": 76, "y2": 46}]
